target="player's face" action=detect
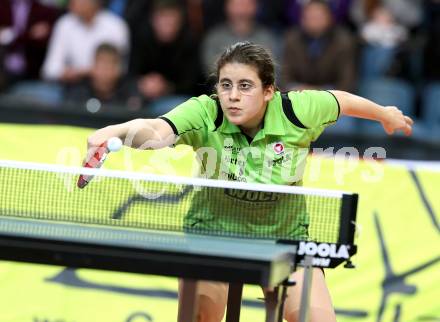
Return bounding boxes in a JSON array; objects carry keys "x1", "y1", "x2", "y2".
[{"x1": 217, "y1": 63, "x2": 274, "y2": 132}]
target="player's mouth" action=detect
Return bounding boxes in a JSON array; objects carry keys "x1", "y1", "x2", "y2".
[{"x1": 228, "y1": 107, "x2": 241, "y2": 114}]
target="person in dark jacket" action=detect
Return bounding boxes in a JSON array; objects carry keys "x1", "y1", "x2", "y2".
[
  {"x1": 129, "y1": 0, "x2": 200, "y2": 115},
  {"x1": 282, "y1": 0, "x2": 356, "y2": 92}
]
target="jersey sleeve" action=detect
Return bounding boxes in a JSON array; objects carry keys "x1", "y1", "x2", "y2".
[
  {"x1": 287, "y1": 90, "x2": 340, "y2": 141},
  {"x1": 288, "y1": 90, "x2": 340, "y2": 128},
  {"x1": 159, "y1": 95, "x2": 212, "y2": 135},
  {"x1": 159, "y1": 95, "x2": 217, "y2": 147}
]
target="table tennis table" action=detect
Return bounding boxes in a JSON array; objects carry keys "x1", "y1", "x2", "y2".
[
  {"x1": 0, "y1": 160, "x2": 359, "y2": 322},
  {"x1": 0, "y1": 216, "x2": 296, "y2": 322}
]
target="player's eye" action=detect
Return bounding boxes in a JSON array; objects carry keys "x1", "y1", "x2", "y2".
[
  {"x1": 239, "y1": 83, "x2": 253, "y2": 91},
  {"x1": 220, "y1": 83, "x2": 232, "y2": 90}
]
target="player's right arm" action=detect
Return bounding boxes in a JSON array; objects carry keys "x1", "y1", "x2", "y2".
[
  {"x1": 87, "y1": 95, "x2": 212, "y2": 154},
  {"x1": 87, "y1": 118, "x2": 176, "y2": 151}
]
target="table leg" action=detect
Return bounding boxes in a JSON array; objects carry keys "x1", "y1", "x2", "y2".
[
  {"x1": 264, "y1": 286, "x2": 285, "y2": 322},
  {"x1": 177, "y1": 279, "x2": 199, "y2": 322},
  {"x1": 226, "y1": 283, "x2": 243, "y2": 322},
  {"x1": 299, "y1": 255, "x2": 314, "y2": 322},
  {"x1": 277, "y1": 285, "x2": 288, "y2": 322}
]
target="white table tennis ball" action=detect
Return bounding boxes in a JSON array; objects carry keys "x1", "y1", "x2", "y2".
[{"x1": 107, "y1": 137, "x2": 123, "y2": 152}]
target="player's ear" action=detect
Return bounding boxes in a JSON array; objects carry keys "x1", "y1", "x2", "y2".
[{"x1": 263, "y1": 85, "x2": 275, "y2": 102}]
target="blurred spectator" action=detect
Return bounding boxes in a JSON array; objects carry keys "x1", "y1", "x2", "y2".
[
  {"x1": 284, "y1": 0, "x2": 354, "y2": 27},
  {"x1": 65, "y1": 43, "x2": 142, "y2": 111},
  {"x1": 255, "y1": 0, "x2": 288, "y2": 32},
  {"x1": 282, "y1": 0, "x2": 356, "y2": 91},
  {"x1": 361, "y1": 6, "x2": 407, "y2": 48},
  {"x1": 418, "y1": 1, "x2": 440, "y2": 139},
  {"x1": 359, "y1": 6, "x2": 408, "y2": 79},
  {"x1": 423, "y1": 0, "x2": 440, "y2": 81},
  {"x1": 354, "y1": 4, "x2": 418, "y2": 136},
  {"x1": 199, "y1": 0, "x2": 226, "y2": 33},
  {"x1": 104, "y1": 0, "x2": 150, "y2": 38},
  {"x1": 0, "y1": 0, "x2": 61, "y2": 90},
  {"x1": 41, "y1": 0, "x2": 129, "y2": 83},
  {"x1": 129, "y1": 0, "x2": 199, "y2": 116},
  {"x1": 201, "y1": 0, "x2": 277, "y2": 76},
  {"x1": 350, "y1": 0, "x2": 422, "y2": 30},
  {"x1": 39, "y1": 0, "x2": 68, "y2": 8},
  {"x1": 191, "y1": 0, "x2": 285, "y2": 38}
]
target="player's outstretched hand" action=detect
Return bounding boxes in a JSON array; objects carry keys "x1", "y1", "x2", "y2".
[
  {"x1": 86, "y1": 126, "x2": 121, "y2": 162},
  {"x1": 380, "y1": 106, "x2": 414, "y2": 136}
]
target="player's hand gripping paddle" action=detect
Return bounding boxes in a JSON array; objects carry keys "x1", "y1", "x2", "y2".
[{"x1": 77, "y1": 137, "x2": 123, "y2": 189}]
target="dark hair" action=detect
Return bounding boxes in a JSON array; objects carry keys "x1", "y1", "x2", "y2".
[
  {"x1": 215, "y1": 42, "x2": 276, "y2": 88},
  {"x1": 303, "y1": 0, "x2": 332, "y2": 12},
  {"x1": 152, "y1": 0, "x2": 183, "y2": 11},
  {"x1": 91, "y1": 0, "x2": 104, "y2": 7},
  {"x1": 95, "y1": 43, "x2": 121, "y2": 60}
]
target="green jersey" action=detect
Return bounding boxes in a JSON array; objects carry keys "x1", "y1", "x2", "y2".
[{"x1": 160, "y1": 90, "x2": 339, "y2": 239}]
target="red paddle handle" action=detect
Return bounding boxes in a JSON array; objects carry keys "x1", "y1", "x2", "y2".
[{"x1": 77, "y1": 142, "x2": 109, "y2": 189}]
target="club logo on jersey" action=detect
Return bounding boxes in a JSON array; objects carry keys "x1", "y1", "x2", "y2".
[
  {"x1": 273, "y1": 142, "x2": 285, "y2": 155},
  {"x1": 224, "y1": 189, "x2": 279, "y2": 202}
]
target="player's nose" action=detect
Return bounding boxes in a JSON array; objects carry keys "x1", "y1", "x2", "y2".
[{"x1": 229, "y1": 86, "x2": 241, "y2": 101}]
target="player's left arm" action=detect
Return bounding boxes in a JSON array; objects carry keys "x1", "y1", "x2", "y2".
[{"x1": 329, "y1": 90, "x2": 414, "y2": 136}]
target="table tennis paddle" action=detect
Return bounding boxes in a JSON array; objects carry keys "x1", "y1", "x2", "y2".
[{"x1": 77, "y1": 137, "x2": 122, "y2": 189}]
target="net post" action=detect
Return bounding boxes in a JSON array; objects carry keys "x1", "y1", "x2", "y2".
[{"x1": 338, "y1": 193, "x2": 359, "y2": 244}]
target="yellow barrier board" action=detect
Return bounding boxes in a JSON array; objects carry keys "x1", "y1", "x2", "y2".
[{"x1": 0, "y1": 124, "x2": 439, "y2": 322}]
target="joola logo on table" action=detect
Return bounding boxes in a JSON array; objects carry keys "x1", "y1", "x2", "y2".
[
  {"x1": 298, "y1": 242, "x2": 350, "y2": 259},
  {"x1": 224, "y1": 189, "x2": 279, "y2": 202}
]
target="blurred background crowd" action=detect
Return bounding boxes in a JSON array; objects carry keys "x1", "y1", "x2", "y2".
[{"x1": 0, "y1": 0, "x2": 439, "y2": 144}]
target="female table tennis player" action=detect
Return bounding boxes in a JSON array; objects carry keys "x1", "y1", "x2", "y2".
[{"x1": 86, "y1": 42, "x2": 413, "y2": 322}]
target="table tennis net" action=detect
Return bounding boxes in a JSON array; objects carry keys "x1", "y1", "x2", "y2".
[{"x1": 0, "y1": 160, "x2": 356, "y2": 243}]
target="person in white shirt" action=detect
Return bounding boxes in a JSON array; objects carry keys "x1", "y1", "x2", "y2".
[
  {"x1": 361, "y1": 6, "x2": 407, "y2": 49},
  {"x1": 41, "y1": 0, "x2": 129, "y2": 83}
]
